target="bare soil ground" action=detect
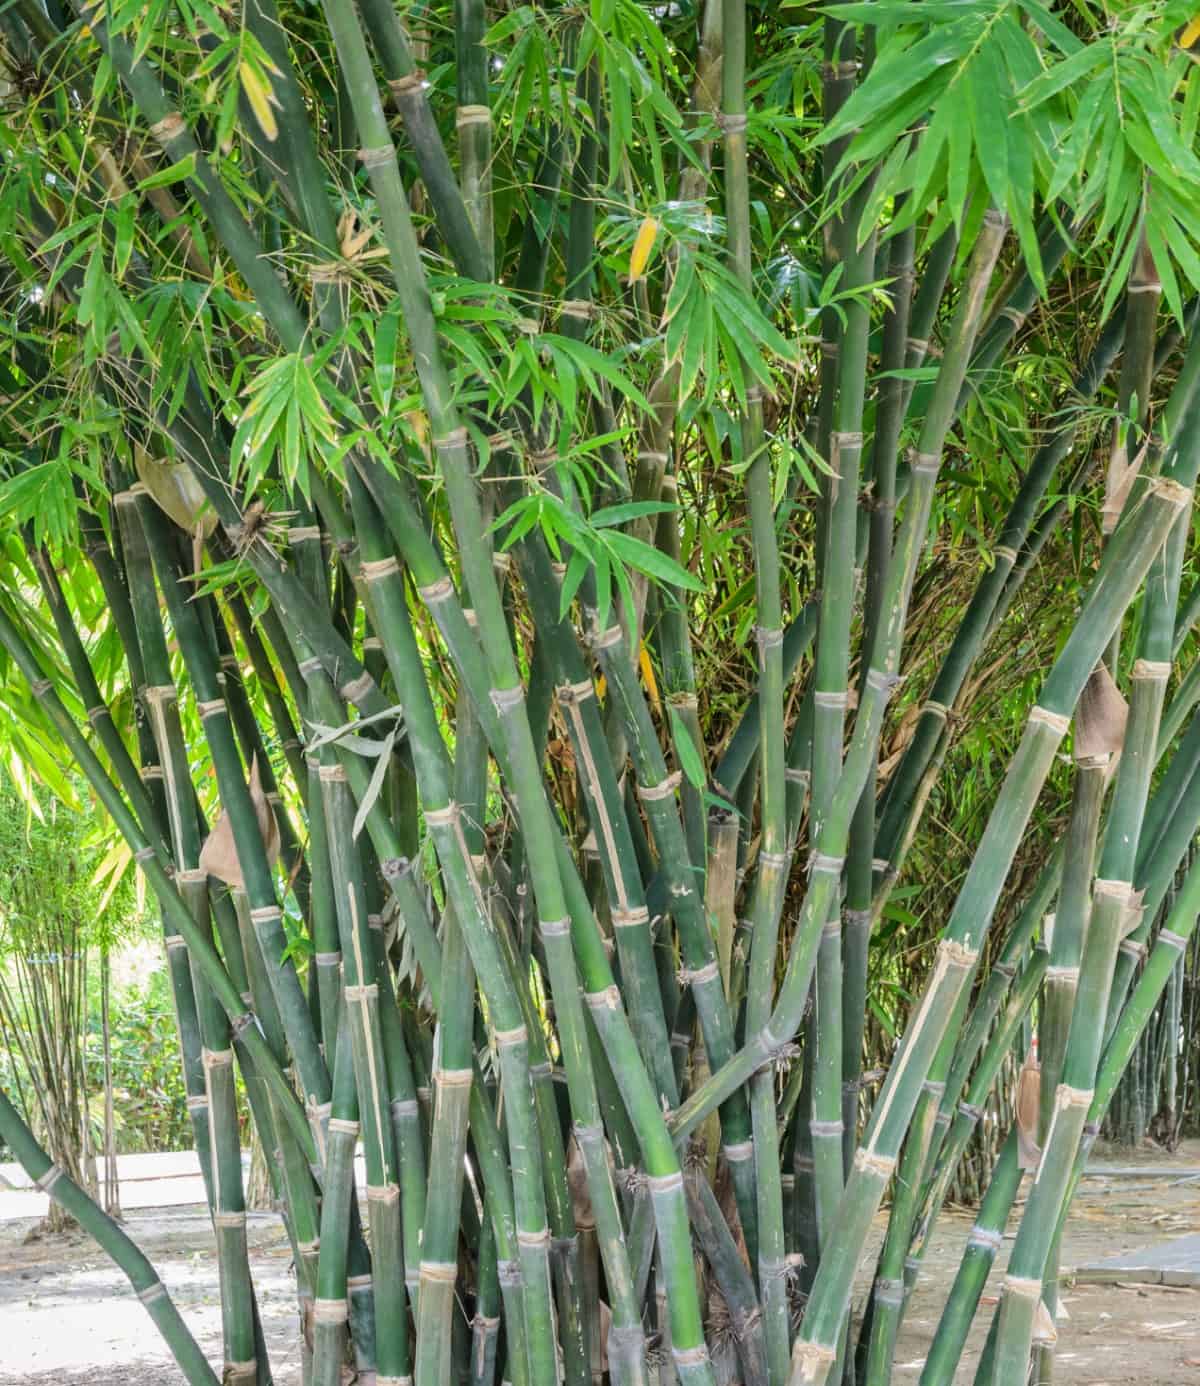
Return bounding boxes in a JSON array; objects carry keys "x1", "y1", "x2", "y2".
[{"x1": 0, "y1": 1142, "x2": 1197, "y2": 1384}]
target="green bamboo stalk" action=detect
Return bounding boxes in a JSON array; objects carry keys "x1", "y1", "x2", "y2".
[
  {"x1": 313, "y1": 1015, "x2": 358, "y2": 1386},
  {"x1": 0, "y1": 1088, "x2": 221, "y2": 1385},
  {"x1": 415, "y1": 687, "x2": 482, "y2": 1386},
  {"x1": 917, "y1": 1130, "x2": 1022, "y2": 1386},
  {"x1": 134, "y1": 493, "x2": 331, "y2": 1117},
  {"x1": 874, "y1": 308, "x2": 1128, "y2": 877},
  {"x1": 787, "y1": 472, "x2": 1190, "y2": 1386}
]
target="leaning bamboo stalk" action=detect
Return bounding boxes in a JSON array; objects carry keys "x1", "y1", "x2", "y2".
[
  {"x1": 0, "y1": 1089, "x2": 220, "y2": 1386},
  {"x1": 917, "y1": 1130, "x2": 1023, "y2": 1386},
  {"x1": 787, "y1": 473, "x2": 1190, "y2": 1386}
]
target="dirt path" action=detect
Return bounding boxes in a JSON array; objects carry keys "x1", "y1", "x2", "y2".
[{"x1": 0, "y1": 1143, "x2": 1197, "y2": 1383}]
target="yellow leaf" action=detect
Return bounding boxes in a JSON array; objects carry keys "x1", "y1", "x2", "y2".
[
  {"x1": 239, "y1": 62, "x2": 279, "y2": 142},
  {"x1": 629, "y1": 217, "x2": 660, "y2": 281},
  {"x1": 638, "y1": 643, "x2": 660, "y2": 715},
  {"x1": 1180, "y1": 17, "x2": 1200, "y2": 49}
]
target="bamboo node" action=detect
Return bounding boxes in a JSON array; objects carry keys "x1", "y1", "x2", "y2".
[
  {"x1": 611, "y1": 905, "x2": 650, "y2": 928},
  {"x1": 418, "y1": 575, "x2": 455, "y2": 604},
  {"x1": 1159, "y1": 928, "x2": 1188, "y2": 951},
  {"x1": 646, "y1": 1169, "x2": 685, "y2": 1195},
  {"x1": 557, "y1": 677, "x2": 596, "y2": 704},
  {"x1": 357, "y1": 144, "x2": 394, "y2": 169},
  {"x1": 456, "y1": 104, "x2": 491, "y2": 127},
  {"x1": 434, "y1": 427, "x2": 470, "y2": 449},
  {"x1": 493, "y1": 1022, "x2": 529, "y2": 1047},
  {"x1": 853, "y1": 1147, "x2": 896, "y2": 1178},
  {"x1": 958, "y1": 1100, "x2": 983, "y2": 1121},
  {"x1": 1054, "y1": 1083, "x2": 1093, "y2": 1111},
  {"x1": 584, "y1": 985, "x2": 621, "y2": 1012},
  {"x1": 759, "y1": 850, "x2": 790, "y2": 871},
  {"x1": 872, "y1": 1277, "x2": 904, "y2": 1307},
  {"x1": 1120, "y1": 937, "x2": 1147, "y2": 961},
  {"x1": 392, "y1": 1097, "x2": 419, "y2": 1117},
  {"x1": 1132, "y1": 659, "x2": 1171, "y2": 681},
  {"x1": 999, "y1": 306, "x2": 1026, "y2": 327},
  {"x1": 298, "y1": 656, "x2": 323, "y2": 676},
  {"x1": 489, "y1": 685, "x2": 525, "y2": 714},
  {"x1": 315, "y1": 951, "x2": 342, "y2": 966},
  {"x1": 560, "y1": 299, "x2": 595, "y2": 321},
  {"x1": 809, "y1": 852, "x2": 844, "y2": 876},
  {"x1": 164, "y1": 934, "x2": 188, "y2": 953},
  {"x1": 367, "y1": 1182, "x2": 400, "y2": 1204},
  {"x1": 186, "y1": 1095, "x2": 208, "y2": 1112},
  {"x1": 921, "y1": 1079, "x2": 945, "y2": 1098},
  {"x1": 288, "y1": 525, "x2": 321, "y2": 543},
  {"x1": 592, "y1": 624, "x2": 625, "y2": 651},
  {"x1": 134, "y1": 845, "x2": 157, "y2": 864},
  {"x1": 138, "y1": 1281, "x2": 167, "y2": 1305},
  {"x1": 339, "y1": 671, "x2": 375, "y2": 704},
  {"x1": 328, "y1": 1117, "x2": 359, "y2": 1135},
  {"x1": 540, "y1": 916, "x2": 571, "y2": 938},
  {"x1": 677, "y1": 958, "x2": 720, "y2": 987},
  {"x1": 377, "y1": 1375, "x2": 413, "y2": 1386},
  {"x1": 141, "y1": 766, "x2": 164, "y2": 781},
  {"x1": 1045, "y1": 965, "x2": 1079, "y2": 983},
  {"x1": 1003, "y1": 1274, "x2": 1044, "y2": 1299},
  {"x1": 175, "y1": 868, "x2": 206, "y2": 885},
  {"x1": 821, "y1": 917, "x2": 841, "y2": 939},
  {"x1": 35, "y1": 1164, "x2": 64, "y2": 1193},
  {"x1": 811, "y1": 1119, "x2": 845, "y2": 1138},
  {"x1": 529, "y1": 1060, "x2": 553, "y2": 1078},
  {"x1": 313, "y1": 1298, "x2": 349, "y2": 1324},
  {"x1": 639, "y1": 772, "x2": 681, "y2": 802},
  {"x1": 362, "y1": 636, "x2": 383, "y2": 652},
  {"x1": 813, "y1": 690, "x2": 849, "y2": 710},
  {"x1": 84, "y1": 704, "x2": 109, "y2": 726},
  {"x1": 1150, "y1": 476, "x2": 1193, "y2": 510},
  {"x1": 202, "y1": 1047, "x2": 234, "y2": 1069},
  {"x1": 149, "y1": 112, "x2": 186, "y2": 145},
  {"x1": 420, "y1": 1260, "x2": 459, "y2": 1283},
  {"x1": 424, "y1": 802, "x2": 460, "y2": 827},
  {"x1": 361, "y1": 556, "x2": 401, "y2": 582},
  {"x1": 517, "y1": 1227, "x2": 551, "y2": 1249},
  {"x1": 343, "y1": 981, "x2": 379, "y2": 1004},
  {"x1": 143, "y1": 683, "x2": 179, "y2": 706},
  {"x1": 844, "y1": 908, "x2": 871, "y2": 927},
  {"x1": 249, "y1": 905, "x2": 283, "y2": 923},
  {"x1": 831, "y1": 430, "x2": 864, "y2": 448},
  {"x1": 937, "y1": 937, "x2": 977, "y2": 969},
  {"x1": 786, "y1": 767, "x2": 810, "y2": 785},
  {"x1": 672, "y1": 1346, "x2": 711, "y2": 1368},
  {"x1": 910, "y1": 449, "x2": 940, "y2": 475},
  {"x1": 214, "y1": 1210, "x2": 246, "y2": 1228},
  {"x1": 718, "y1": 112, "x2": 748, "y2": 134},
  {"x1": 923, "y1": 699, "x2": 949, "y2": 722},
  {"x1": 381, "y1": 856, "x2": 412, "y2": 882},
  {"x1": 1093, "y1": 877, "x2": 1132, "y2": 904},
  {"x1": 792, "y1": 1343, "x2": 837, "y2": 1382},
  {"x1": 993, "y1": 544, "x2": 1018, "y2": 563},
  {"x1": 434, "y1": 1067, "x2": 473, "y2": 1089},
  {"x1": 196, "y1": 698, "x2": 225, "y2": 720},
  {"x1": 722, "y1": 1140, "x2": 753, "y2": 1163},
  {"x1": 347, "y1": 1274, "x2": 373, "y2": 1291},
  {"x1": 756, "y1": 625, "x2": 784, "y2": 658}
]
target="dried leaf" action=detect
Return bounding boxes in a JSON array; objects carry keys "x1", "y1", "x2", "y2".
[
  {"x1": 135, "y1": 446, "x2": 216, "y2": 540},
  {"x1": 1032, "y1": 1296, "x2": 1058, "y2": 1344},
  {"x1": 629, "y1": 216, "x2": 660, "y2": 281},
  {"x1": 1015, "y1": 1040, "x2": 1042, "y2": 1171},
  {"x1": 199, "y1": 754, "x2": 281, "y2": 887},
  {"x1": 1101, "y1": 438, "x2": 1148, "y2": 534},
  {"x1": 1119, "y1": 887, "x2": 1146, "y2": 941},
  {"x1": 1075, "y1": 663, "x2": 1128, "y2": 768}
]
